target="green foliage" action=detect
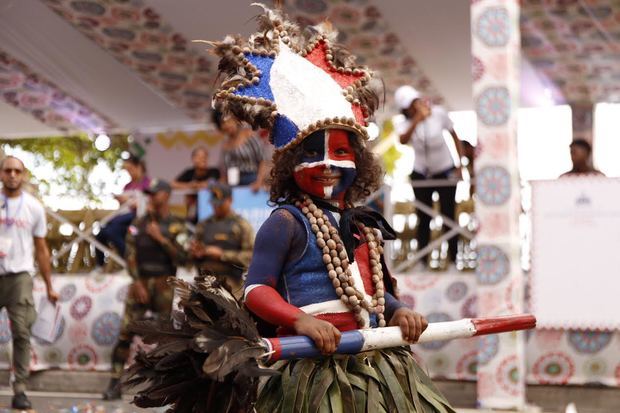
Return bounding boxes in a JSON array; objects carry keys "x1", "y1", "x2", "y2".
[{"x1": 0, "y1": 134, "x2": 129, "y2": 206}]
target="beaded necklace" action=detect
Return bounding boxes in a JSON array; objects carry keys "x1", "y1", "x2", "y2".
[{"x1": 294, "y1": 194, "x2": 386, "y2": 328}]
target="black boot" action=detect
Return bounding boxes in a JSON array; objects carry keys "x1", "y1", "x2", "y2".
[
  {"x1": 12, "y1": 392, "x2": 32, "y2": 409},
  {"x1": 102, "y1": 378, "x2": 122, "y2": 400}
]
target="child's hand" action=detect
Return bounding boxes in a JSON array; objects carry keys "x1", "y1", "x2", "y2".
[
  {"x1": 293, "y1": 313, "x2": 342, "y2": 354},
  {"x1": 389, "y1": 307, "x2": 428, "y2": 343}
]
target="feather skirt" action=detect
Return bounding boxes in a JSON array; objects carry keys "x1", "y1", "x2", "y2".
[{"x1": 255, "y1": 346, "x2": 456, "y2": 413}]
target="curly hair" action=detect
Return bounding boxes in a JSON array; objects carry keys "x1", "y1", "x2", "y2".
[{"x1": 268, "y1": 131, "x2": 383, "y2": 206}]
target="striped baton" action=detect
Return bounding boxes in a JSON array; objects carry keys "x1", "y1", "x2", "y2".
[{"x1": 262, "y1": 314, "x2": 536, "y2": 361}]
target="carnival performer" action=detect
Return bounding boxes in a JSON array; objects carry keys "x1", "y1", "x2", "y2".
[
  {"x1": 210, "y1": 6, "x2": 456, "y2": 412},
  {"x1": 126, "y1": 5, "x2": 456, "y2": 412}
]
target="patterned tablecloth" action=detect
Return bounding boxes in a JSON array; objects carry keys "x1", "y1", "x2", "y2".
[
  {"x1": 0, "y1": 272, "x2": 132, "y2": 372},
  {"x1": 0, "y1": 272, "x2": 618, "y2": 388},
  {"x1": 396, "y1": 273, "x2": 620, "y2": 387}
]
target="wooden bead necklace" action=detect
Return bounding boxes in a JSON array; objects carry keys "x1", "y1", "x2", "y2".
[{"x1": 294, "y1": 194, "x2": 386, "y2": 328}]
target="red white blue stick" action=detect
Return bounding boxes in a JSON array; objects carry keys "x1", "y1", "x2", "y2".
[{"x1": 262, "y1": 314, "x2": 536, "y2": 361}]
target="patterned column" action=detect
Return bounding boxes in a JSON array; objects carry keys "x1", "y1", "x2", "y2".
[
  {"x1": 471, "y1": 1, "x2": 526, "y2": 409},
  {"x1": 570, "y1": 101, "x2": 594, "y2": 143}
]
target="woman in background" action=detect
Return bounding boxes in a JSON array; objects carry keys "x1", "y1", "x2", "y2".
[{"x1": 213, "y1": 110, "x2": 270, "y2": 192}]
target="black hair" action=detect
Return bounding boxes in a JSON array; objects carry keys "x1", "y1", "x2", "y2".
[
  {"x1": 211, "y1": 109, "x2": 224, "y2": 130},
  {"x1": 191, "y1": 146, "x2": 208, "y2": 157},
  {"x1": 268, "y1": 131, "x2": 383, "y2": 206},
  {"x1": 569, "y1": 139, "x2": 592, "y2": 153},
  {"x1": 400, "y1": 98, "x2": 421, "y2": 120},
  {"x1": 124, "y1": 154, "x2": 147, "y2": 173}
]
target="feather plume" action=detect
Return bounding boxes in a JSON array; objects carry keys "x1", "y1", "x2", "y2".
[{"x1": 123, "y1": 273, "x2": 276, "y2": 412}]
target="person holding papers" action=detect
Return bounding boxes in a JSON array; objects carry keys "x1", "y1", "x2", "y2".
[{"x1": 0, "y1": 156, "x2": 58, "y2": 410}]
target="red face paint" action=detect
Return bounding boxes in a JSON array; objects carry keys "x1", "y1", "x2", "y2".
[{"x1": 293, "y1": 129, "x2": 357, "y2": 203}]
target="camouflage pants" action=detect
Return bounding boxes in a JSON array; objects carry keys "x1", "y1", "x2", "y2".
[
  {"x1": 111, "y1": 275, "x2": 174, "y2": 378},
  {"x1": 0, "y1": 272, "x2": 37, "y2": 394}
]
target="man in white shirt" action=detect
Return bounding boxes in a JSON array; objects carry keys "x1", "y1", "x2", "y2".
[
  {"x1": 0, "y1": 156, "x2": 58, "y2": 410},
  {"x1": 394, "y1": 85, "x2": 465, "y2": 266}
]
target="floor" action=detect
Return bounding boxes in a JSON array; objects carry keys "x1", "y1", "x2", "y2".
[{"x1": 0, "y1": 390, "x2": 562, "y2": 413}]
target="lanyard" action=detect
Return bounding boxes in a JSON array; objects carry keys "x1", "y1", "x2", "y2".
[{"x1": 3, "y1": 193, "x2": 24, "y2": 228}]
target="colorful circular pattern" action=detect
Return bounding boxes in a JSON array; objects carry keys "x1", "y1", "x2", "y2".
[
  {"x1": 445, "y1": 281, "x2": 468, "y2": 302},
  {"x1": 532, "y1": 352, "x2": 575, "y2": 385},
  {"x1": 461, "y1": 296, "x2": 477, "y2": 319},
  {"x1": 70, "y1": 296, "x2": 92, "y2": 320},
  {"x1": 420, "y1": 313, "x2": 452, "y2": 351},
  {"x1": 476, "y1": 7, "x2": 510, "y2": 47},
  {"x1": 58, "y1": 283, "x2": 77, "y2": 302},
  {"x1": 476, "y1": 166, "x2": 511, "y2": 206},
  {"x1": 568, "y1": 330, "x2": 613, "y2": 354},
  {"x1": 91, "y1": 312, "x2": 121, "y2": 346},
  {"x1": 475, "y1": 86, "x2": 511, "y2": 126},
  {"x1": 496, "y1": 355, "x2": 520, "y2": 396},
  {"x1": 44, "y1": 348, "x2": 63, "y2": 366},
  {"x1": 456, "y1": 350, "x2": 478, "y2": 380},
  {"x1": 0, "y1": 311, "x2": 11, "y2": 344},
  {"x1": 478, "y1": 334, "x2": 500, "y2": 365},
  {"x1": 476, "y1": 245, "x2": 510, "y2": 284},
  {"x1": 68, "y1": 344, "x2": 97, "y2": 370},
  {"x1": 472, "y1": 56, "x2": 485, "y2": 82},
  {"x1": 582, "y1": 358, "x2": 607, "y2": 380}
]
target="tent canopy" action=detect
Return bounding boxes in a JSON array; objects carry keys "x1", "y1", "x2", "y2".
[{"x1": 0, "y1": 0, "x2": 616, "y2": 138}]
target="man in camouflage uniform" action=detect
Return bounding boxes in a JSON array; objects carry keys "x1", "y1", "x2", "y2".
[
  {"x1": 189, "y1": 183, "x2": 254, "y2": 300},
  {"x1": 103, "y1": 179, "x2": 189, "y2": 400}
]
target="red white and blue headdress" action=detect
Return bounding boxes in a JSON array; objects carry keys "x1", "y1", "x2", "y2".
[{"x1": 210, "y1": 4, "x2": 379, "y2": 151}]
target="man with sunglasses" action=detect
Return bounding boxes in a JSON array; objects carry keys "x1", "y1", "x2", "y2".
[{"x1": 0, "y1": 156, "x2": 58, "y2": 410}]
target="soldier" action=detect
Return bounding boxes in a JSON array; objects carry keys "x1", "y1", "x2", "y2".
[
  {"x1": 189, "y1": 183, "x2": 254, "y2": 300},
  {"x1": 102, "y1": 179, "x2": 188, "y2": 400}
]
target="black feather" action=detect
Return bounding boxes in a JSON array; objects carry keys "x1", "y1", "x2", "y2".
[{"x1": 123, "y1": 273, "x2": 275, "y2": 412}]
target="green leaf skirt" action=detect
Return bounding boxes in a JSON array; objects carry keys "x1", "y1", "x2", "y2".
[{"x1": 255, "y1": 346, "x2": 456, "y2": 413}]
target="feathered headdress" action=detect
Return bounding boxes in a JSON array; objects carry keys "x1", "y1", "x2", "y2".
[{"x1": 210, "y1": 4, "x2": 379, "y2": 151}]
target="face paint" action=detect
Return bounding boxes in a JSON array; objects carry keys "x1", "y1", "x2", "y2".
[{"x1": 293, "y1": 129, "x2": 357, "y2": 202}]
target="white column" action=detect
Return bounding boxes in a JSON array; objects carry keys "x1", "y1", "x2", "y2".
[{"x1": 471, "y1": 0, "x2": 526, "y2": 409}]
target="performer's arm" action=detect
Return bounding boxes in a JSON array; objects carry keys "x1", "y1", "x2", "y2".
[
  {"x1": 244, "y1": 209, "x2": 341, "y2": 353},
  {"x1": 244, "y1": 209, "x2": 303, "y2": 329}
]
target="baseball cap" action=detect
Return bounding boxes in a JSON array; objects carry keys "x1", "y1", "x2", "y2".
[
  {"x1": 144, "y1": 178, "x2": 172, "y2": 195},
  {"x1": 394, "y1": 85, "x2": 421, "y2": 110},
  {"x1": 209, "y1": 182, "x2": 232, "y2": 206}
]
